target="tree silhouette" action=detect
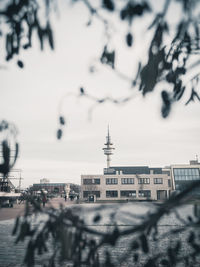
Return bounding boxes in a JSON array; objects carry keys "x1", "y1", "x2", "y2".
[
  {"x1": 1, "y1": 1, "x2": 200, "y2": 266},
  {"x1": 0, "y1": 0, "x2": 200, "y2": 130}
]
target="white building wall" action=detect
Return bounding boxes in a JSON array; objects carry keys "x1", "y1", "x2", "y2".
[{"x1": 81, "y1": 173, "x2": 171, "y2": 201}]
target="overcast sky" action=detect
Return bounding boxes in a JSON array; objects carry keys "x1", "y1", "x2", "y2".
[{"x1": 1, "y1": 0, "x2": 200, "y2": 188}]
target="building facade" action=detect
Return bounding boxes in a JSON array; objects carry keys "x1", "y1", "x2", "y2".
[
  {"x1": 80, "y1": 129, "x2": 200, "y2": 202},
  {"x1": 81, "y1": 128, "x2": 172, "y2": 202},
  {"x1": 31, "y1": 182, "x2": 80, "y2": 197},
  {"x1": 170, "y1": 160, "x2": 200, "y2": 193},
  {"x1": 81, "y1": 166, "x2": 172, "y2": 201}
]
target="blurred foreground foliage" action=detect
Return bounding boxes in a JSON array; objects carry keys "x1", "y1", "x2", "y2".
[
  {"x1": 0, "y1": 120, "x2": 18, "y2": 179},
  {"x1": 13, "y1": 181, "x2": 200, "y2": 267},
  {"x1": 0, "y1": 0, "x2": 200, "y2": 130}
]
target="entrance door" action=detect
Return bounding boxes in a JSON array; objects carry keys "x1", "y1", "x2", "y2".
[
  {"x1": 88, "y1": 195, "x2": 94, "y2": 202},
  {"x1": 157, "y1": 190, "x2": 167, "y2": 200}
]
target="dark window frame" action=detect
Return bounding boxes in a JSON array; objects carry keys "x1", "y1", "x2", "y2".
[
  {"x1": 121, "y1": 178, "x2": 134, "y2": 184},
  {"x1": 83, "y1": 179, "x2": 93, "y2": 185},
  {"x1": 94, "y1": 178, "x2": 100, "y2": 185},
  {"x1": 120, "y1": 190, "x2": 136, "y2": 198},
  {"x1": 106, "y1": 178, "x2": 118, "y2": 185},
  {"x1": 83, "y1": 191, "x2": 100, "y2": 198},
  {"x1": 106, "y1": 190, "x2": 118, "y2": 198},
  {"x1": 154, "y1": 178, "x2": 163, "y2": 184},
  {"x1": 138, "y1": 178, "x2": 150, "y2": 184},
  {"x1": 138, "y1": 190, "x2": 151, "y2": 198}
]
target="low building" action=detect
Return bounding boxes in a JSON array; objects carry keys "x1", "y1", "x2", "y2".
[
  {"x1": 170, "y1": 159, "x2": 200, "y2": 194},
  {"x1": 31, "y1": 183, "x2": 68, "y2": 195},
  {"x1": 30, "y1": 182, "x2": 81, "y2": 197},
  {"x1": 81, "y1": 128, "x2": 172, "y2": 202},
  {"x1": 80, "y1": 129, "x2": 200, "y2": 202},
  {"x1": 40, "y1": 178, "x2": 50, "y2": 184},
  {"x1": 81, "y1": 166, "x2": 172, "y2": 201}
]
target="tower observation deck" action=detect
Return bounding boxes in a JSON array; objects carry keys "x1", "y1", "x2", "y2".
[{"x1": 102, "y1": 126, "x2": 115, "y2": 168}]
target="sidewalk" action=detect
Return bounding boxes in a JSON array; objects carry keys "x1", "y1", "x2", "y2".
[
  {"x1": 0, "y1": 198, "x2": 77, "y2": 221},
  {"x1": 0, "y1": 203, "x2": 25, "y2": 221}
]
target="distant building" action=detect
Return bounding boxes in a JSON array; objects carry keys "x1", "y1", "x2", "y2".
[
  {"x1": 40, "y1": 178, "x2": 50, "y2": 184},
  {"x1": 81, "y1": 128, "x2": 172, "y2": 202},
  {"x1": 170, "y1": 159, "x2": 200, "y2": 193},
  {"x1": 81, "y1": 128, "x2": 200, "y2": 202},
  {"x1": 30, "y1": 182, "x2": 80, "y2": 197},
  {"x1": 31, "y1": 183, "x2": 67, "y2": 194},
  {"x1": 81, "y1": 166, "x2": 171, "y2": 201}
]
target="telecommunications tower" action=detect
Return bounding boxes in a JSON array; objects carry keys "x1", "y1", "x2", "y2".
[{"x1": 103, "y1": 126, "x2": 115, "y2": 168}]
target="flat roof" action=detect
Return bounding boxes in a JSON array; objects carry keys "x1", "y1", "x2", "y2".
[
  {"x1": 104, "y1": 166, "x2": 163, "y2": 175},
  {"x1": 33, "y1": 183, "x2": 67, "y2": 186}
]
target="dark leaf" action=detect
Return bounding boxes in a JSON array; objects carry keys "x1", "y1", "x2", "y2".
[
  {"x1": 164, "y1": 62, "x2": 172, "y2": 70},
  {"x1": 144, "y1": 259, "x2": 156, "y2": 267},
  {"x1": 100, "y1": 46, "x2": 115, "y2": 69},
  {"x1": 188, "y1": 231, "x2": 195, "y2": 243},
  {"x1": 105, "y1": 251, "x2": 115, "y2": 267},
  {"x1": 175, "y1": 67, "x2": 186, "y2": 75},
  {"x1": 12, "y1": 217, "x2": 20, "y2": 235},
  {"x1": 161, "y1": 90, "x2": 171, "y2": 118},
  {"x1": 17, "y1": 60, "x2": 24, "y2": 69},
  {"x1": 102, "y1": 0, "x2": 115, "y2": 11},
  {"x1": 59, "y1": 116, "x2": 65, "y2": 125},
  {"x1": 2, "y1": 140, "x2": 10, "y2": 175},
  {"x1": 46, "y1": 23, "x2": 54, "y2": 50},
  {"x1": 37, "y1": 26, "x2": 44, "y2": 50},
  {"x1": 140, "y1": 234, "x2": 149, "y2": 253},
  {"x1": 185, "y1": 88, "x2": 200, "y2": 105},
  {"x1": 120, "y1": 2, "x2": 151, "y2": 22},
  {"x1": 80, "y1": 87, "x2": 85, "y2": 95},
  {"x1": 132, "y1": 240, "x2": 139, "y2": 250},
  {"x1": 98, "y1": 99, "x2": 105, "y2": 103},
  {"x1": 93, "y1": 214, "x2": 101, "y2": 223},
  {"x1": 175, "y1": 241, "x2": 181, "y2": 253},
  {"x1": 10, "y1": 142, "x2": 19, "y2": 168},
  {"x1": 133, "y1": 253, "x2": 139, "y2": 263},
  {"x1": 168, "y1": 247, "x2": 176, "y2": 265},
  {"x1": 126, "y1": 32, "x2": 133, "y2": 47},
  {"x1": 57, "y1": 129, "x2": 62, "y2": 140},
  {"x1": 193, "y1": 204, "x2": 200, "y2": 218},
  {"x1": 160, "y1": 259, "x2": 170, "y2": 266},
  {"x1": 176, "y1": 86, "x2": 185, "y2": 101}
]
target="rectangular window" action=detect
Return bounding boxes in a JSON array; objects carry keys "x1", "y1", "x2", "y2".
[
  {"x1": 138, "y1": 190, "x2": 151, "y2": 198},
  {"x1": 120, "y1": 190, "x2": 136, "y2": 198},
  {"x1": 94, "y1": 179, "x2": 100, "y2": 184},
  {"x1": 154, "y1": 178, "x2": 163, "y2": 184},
  {"x1": 168, "y1": 179, "x2": 171, "y2": 187},
  {"x1": 106, "y1": 178, "x2": 118, "y2": 184},
  {"x1": 173, "y1": 168, "x2": 200, "y2": 181},
  {"x1": 83, "y1": 179, "x2": 92, "y2": 185},
  {"x1": 121, "y1": 178, "x2": 134, "y2": 184},
  {"x1": 83, "y1": 178, "x2": 100, "y2": 185},
  {"x1": 106, "y1": 190, "x2": 118, "y2": 198},
  {"x1": 138, "y1": 178, "x2": 150, "y2": 184},
  {"x1": 83, "y1": 191, "x2": 100, "y2": 198}
]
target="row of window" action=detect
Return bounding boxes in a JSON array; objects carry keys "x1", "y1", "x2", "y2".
[
  {"x1": 83, "y1": 190, "x2": 151, "y2": 198},
  {"x1": 83, "y1": 178, "x2": 172, "y2": 185},
  {"x1": 174, "y1": 176, "x2": 200, "y2": 181},
  {"x1": 106, "y1": 178, "x2": 164, "y2": 185},
  {"x1": 173, "y1": 168, "x2": 200, "y2": 182},
  {"x1": 83, "y1": 179, "x2": 100, "y2": 185},
  {"x1": 105, "y1": 190, "x2": 151, "y2": 198},
  {"x1": 174, "y1": 168, "x2": 200, "y2": 176}
]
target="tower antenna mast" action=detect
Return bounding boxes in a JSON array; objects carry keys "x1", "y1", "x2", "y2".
[{"x1": 103, "y1": 125, "x2": 115, "y2": 168}]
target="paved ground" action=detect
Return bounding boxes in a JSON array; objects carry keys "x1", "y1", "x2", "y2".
[{"x1": 0, "y1": 197, "x2": 77, "y2": 221}]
